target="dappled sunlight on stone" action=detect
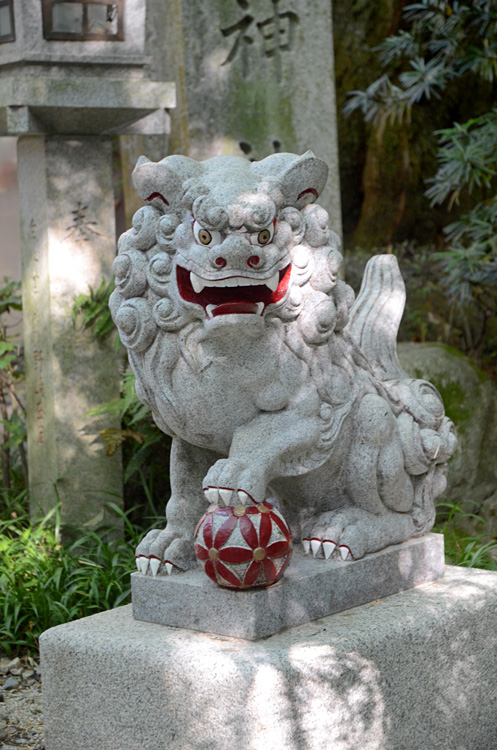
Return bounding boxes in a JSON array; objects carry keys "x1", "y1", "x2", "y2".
[{"x1": 287, "y1": 645, "x2": 386, "y2": 750}]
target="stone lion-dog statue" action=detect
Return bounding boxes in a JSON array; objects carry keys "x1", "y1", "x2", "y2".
[{"x1": 110, "y1": 151, "x2": 456, "y2": 578}]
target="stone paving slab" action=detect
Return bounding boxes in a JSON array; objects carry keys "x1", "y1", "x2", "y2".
[{"x1": 131, "y1": 533, "x2": 444, "y2": 640}]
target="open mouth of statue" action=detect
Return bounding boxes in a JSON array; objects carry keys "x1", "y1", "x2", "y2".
[{"x1": 176, "y1": 264, "x2": 292, "y2": 318}]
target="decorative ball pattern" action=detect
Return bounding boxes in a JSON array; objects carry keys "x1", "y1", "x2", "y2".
[{"x1": 194, "y1": 502, "x2": 293, "y2": 589}]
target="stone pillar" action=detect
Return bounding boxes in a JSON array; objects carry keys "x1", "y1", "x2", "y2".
[
  {"x1": 18, "y1": 135, "x2": 122, "y2": 530},
  {"x1": 147, "y1": 0, "x2": 342, "y2": 236}
]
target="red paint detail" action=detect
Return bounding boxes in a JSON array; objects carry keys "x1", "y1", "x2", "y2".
[
  {"x1": 322, "y1": 538, "x2": 336, "y2": 545},
  {"x1": 146, "y1": 192, "x2": 169, "y2": 206},
  {"x1": 204, "y1": 559, "x2": 217, "y2": 583},
  {"x1": 277, "y1": 549, "x2": 293, "y2": 577},
  {"x1": 259, "y1": 512, "x2": 272, "y2": 548},
  {"x1": 218, "y1": 546, "x2": 254, "y2": 564},
  {"x1": 237, "y1": 489, "x2": 255, "y2": 504},
  {"x1": 215, "y1": 257, "x2": 227, "y2": 267},
  {"x1": 214, "y1": 514, "x2": 238, "y2": 547},
  {"x1": 176, "y1": 263, "x2": 292, "y2": 316},
  {"x1": 266, "y1": 540, "x2": 290, "y2": 558},
  {"x1": 246, "y1": 506, "x2": 260, "y2": 514},
  {"x1": 194, "y1": 510, "x2": 209, "y2": 538},
  {"x1": 211, "y1": 302, "x2": 260, "y2": 316},
  {"x1": 194, "y1": 543, "x2": 209, "y2": 560},
  {"x1": 247, "y1": 255, "x2": 260, "y2": 267},
  {"x1": 149, "y1": 555, "x2": 161, "y2": 561},
  {"x1": 297, "y1": 188, "x2": 318, "y2": 203},
  {"x1": 270, "y1": 511, "x2": 292, "y2": 542},
  {"x1": 239, "y1": 514, "x2": 258, "y2": 549},
  {"x1": 263, "y1": 501, "x2": 274, "y2": 510},
  {"x1": 203, "y1": 513, "x2": 213, "y2": 548},
  {"x1": 244, "y1": 560, "x2": 261, "y2": 586},
  {"x1": 164, "y1": 560, "x2": 181, "y2": 570},
  {"x1": 263, "y1": 558, "x2": 277, "y2": 583},
  {"x1": 215, "y1": 561, "x2": 242, "y2": 588}
]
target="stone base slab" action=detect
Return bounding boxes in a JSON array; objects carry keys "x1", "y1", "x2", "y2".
[
  {"x1": 41, "y1": 566, "x2": 497, "y2": 750},
  {"x1": 131, "y1": 534, "x2": 445, "y2": 640}
]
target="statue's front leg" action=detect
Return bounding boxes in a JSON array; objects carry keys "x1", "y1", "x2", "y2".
[
  {"x1": 203, "y1": 405, "x2": 322, "y2": 507},
  {"x1": 136, "y1": 437, "x2": 219, "y2": 576}
]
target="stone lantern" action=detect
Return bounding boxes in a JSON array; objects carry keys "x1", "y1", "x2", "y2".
[{"x1": 0, "y1": 0, "x2": 175, "y2": 532}]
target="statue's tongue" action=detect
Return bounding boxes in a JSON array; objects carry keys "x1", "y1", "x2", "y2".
[{"x1": 210, "y1": 302, "x2": 260, "y2": 317}]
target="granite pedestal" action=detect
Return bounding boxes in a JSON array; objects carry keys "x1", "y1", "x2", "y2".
[
  {"x1": 132, "y1": 534, "x2": 445, "y2": 639},
  {"x1": 41, "y1": 565, "x2": 497, "y2": 750}
]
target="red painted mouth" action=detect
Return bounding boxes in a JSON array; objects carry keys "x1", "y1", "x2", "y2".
[{"x1": 176, "y1": 264, "x2": 292, "y2": 317}]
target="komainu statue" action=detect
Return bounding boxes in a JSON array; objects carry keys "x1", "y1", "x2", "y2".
[{"x1": 110, "y1": 151, "x2": 456, "y2": 580}]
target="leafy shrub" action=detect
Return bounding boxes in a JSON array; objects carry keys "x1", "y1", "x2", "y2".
[
  {"x1": 434, "y1": 500, "x2": 497, "y2": 570},
  {"x1": 345, "y1": 0, "x2": 497, "y2": 365},
  {"x1": 0, "y1": 500, "x2": 163, "y2": 655}
]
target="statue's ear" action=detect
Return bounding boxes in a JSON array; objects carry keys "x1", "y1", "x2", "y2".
[
  {"x1": 132, "y1": 155, "x2": 202, "y2": 211},
  {"x1": 278, "y1": 151, "x2": 328, "y2": 209}
]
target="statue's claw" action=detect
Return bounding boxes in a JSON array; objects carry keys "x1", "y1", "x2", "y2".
[
  {"x1": 311, "y1": 538, "x2": 322, "y2": 558},
  {"x1": 203, "y1": 459, "x2": 266, "y2": 507},
  {"x1": 204, "y1": 487, "x2": 219, "y2": 504},
  {"x1": 138, "y1": 556, "x2": 149, "y2": 574},
  {"x1": 302, "y1": 538, "x2": 311, "y2": 554},
  {"x1": 339, "y1": 545, "x2": 353, "y2": 561},
  {"x1": 219, "y1": 488, "x2": 233, "y2": 505},
  {"x1": 149, "y1": 557, "x2": 161, "y2": 577},
  {"x1": 323, "y1": 540, "x2": 336, "y2": 559}
]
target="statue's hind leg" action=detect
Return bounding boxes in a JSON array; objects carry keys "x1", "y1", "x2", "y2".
[{"x1": 303, "y1": 394, "x2": 415, "y2": 560}]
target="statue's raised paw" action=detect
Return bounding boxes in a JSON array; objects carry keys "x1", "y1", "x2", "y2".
[
  {"x1": 302, "y1": 507, "x2": 416, "y2": 562},
  {"x1": 135, "y1": 528, "x2": 197, "y2": 577},
  {"x1": 203, "y1": 459, "x2": 266, "y2": 508}
]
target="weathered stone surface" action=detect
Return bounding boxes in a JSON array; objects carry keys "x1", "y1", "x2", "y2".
[
  {"x1": 18, "y1": 136, "x2": 122, "y2": 529},
  {"x1": 0, "y1": 0, "x2": 146, "y2": 70},
  {"x1": 111, "y1": 152, "x2": 456, "y2": 584},
  {"x1": 0, "y1": 77, "x2": 175, "y2": 136},
  {"x1": 398, "y1": 342, "x2": 497, "y2": 517},
  {"x1": 41, "y1": 565, "x2": 497, "y2": 750},
  {"x1": 147, "y1": 0, "x2": 342, "y2": 234},
  {"x1": 132, "y1": 535, "x2": 445, "y2": 640}
]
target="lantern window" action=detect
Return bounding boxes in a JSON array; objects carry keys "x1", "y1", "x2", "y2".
[
  {"x1": 0, "y1": 0, "x2": 15, "y2": 43},
  {"x1": 42, "y1": 0, "x2": 124, "y2": 41}
]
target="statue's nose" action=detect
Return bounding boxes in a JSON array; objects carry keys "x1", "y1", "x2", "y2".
[{"x1": 209, "y1": 234, "x2": 256, "y2": 271}]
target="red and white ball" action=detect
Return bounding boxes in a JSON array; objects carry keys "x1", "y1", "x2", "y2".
[{"x1": 194, "y1": 501, "x2": 293, "y2": 589}]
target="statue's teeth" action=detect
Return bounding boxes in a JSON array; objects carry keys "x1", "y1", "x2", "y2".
[
  {"x1": 190, "y1": 272, "x2": 280, "y2": 292},
  {"x1": 190, "y1": 272, "x2": 205, "y2": 294},
  {"x1": 265, "y1": 272, "x2": 279, "y2": 292}
]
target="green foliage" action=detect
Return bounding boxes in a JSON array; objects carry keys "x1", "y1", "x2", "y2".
[
  {"x1": 344, "y1": 0, "x2": 497, "y2": 359},
  {"x1": 73, "y1": 278, "x2": 117, "y2": 342},
  {"x1": 435, "y1": 500, "x2": 497, "y2": 569},
  {"x1": 87, "y1": 369, "x2": 171, "y2": 513},
  {"x1": 0, "y1": 499, "x2": 163, "y2": 655}
]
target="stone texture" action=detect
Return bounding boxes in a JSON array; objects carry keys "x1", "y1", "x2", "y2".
[
  {"x1": 41, "y1": 565, "x2": 497, "y2": 750},
  {"x1": 132, "y1": 534, "x2": 445, "y2": 640},
  {"x1": 0, "y1": 0, "x2": 146, "y2": 69},
  {"x1": 398, "y1": 342, "x2": 497, "y2": 518},
  {"x1": 147, "y1": 0, "x2": 342, "y2": 235},
  {"x1": 18, "y1": 135, "x2": 122, "y2": 530},
  {"x1": 0, "y1": 77, "x2": 175, "y2": 136}
]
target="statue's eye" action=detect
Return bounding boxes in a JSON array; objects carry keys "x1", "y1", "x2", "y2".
[
  {"x1": 193, "y1": 221, "x2": 221, "y2": 247},
  {"x1": 250, "y1": 224, "x2": 274, "y2": 246}
]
